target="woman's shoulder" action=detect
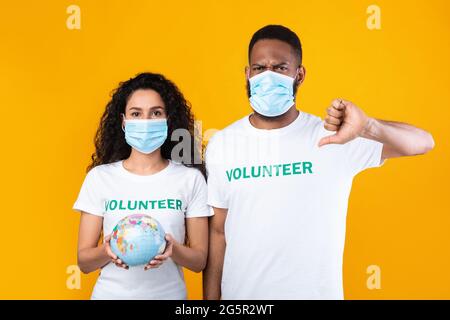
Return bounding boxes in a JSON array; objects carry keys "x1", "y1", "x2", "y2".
[{"x1": 86, "y1": 161, "x2": 122, "y2": 177}]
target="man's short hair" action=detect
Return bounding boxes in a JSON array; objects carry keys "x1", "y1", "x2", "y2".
[{"x1": 248, "y1": 25, "x2": 302, "y2": 64}]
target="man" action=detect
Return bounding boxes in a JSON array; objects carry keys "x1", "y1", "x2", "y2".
[{"x1": 203, "y1": 25, "x2": 434, "y2": 300}]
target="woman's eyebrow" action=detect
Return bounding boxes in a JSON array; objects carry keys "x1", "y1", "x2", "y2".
[{"x1": 128, "y1": 106, "x2": 142, "y2": 111}]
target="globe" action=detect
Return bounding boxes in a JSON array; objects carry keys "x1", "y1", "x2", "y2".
[{"x1": 110, "y1": 214, "x2": 166, "y2": 267}]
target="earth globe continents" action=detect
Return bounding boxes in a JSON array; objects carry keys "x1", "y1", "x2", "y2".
[{"x1": 110, "y1": 214, "x2": 167, "y2": 267}]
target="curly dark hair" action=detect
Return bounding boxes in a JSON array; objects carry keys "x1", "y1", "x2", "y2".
[{"x1": 88, "y1": 72, "x2": 204, "y2": 176}]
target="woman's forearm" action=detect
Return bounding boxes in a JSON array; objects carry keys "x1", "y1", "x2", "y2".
[
  {"x1": 78, "y1": 244, "x2": 110, "y2": 274},
  {"x1": 171, "y1": 242, "x2": 207, "y2": 273}
]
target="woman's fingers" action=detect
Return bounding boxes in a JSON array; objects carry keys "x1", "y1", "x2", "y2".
[
  {"x1": 144, "y1": 234, "x2": 175, "y2": 270},
  {"x1": 104, "y1": 244, "x2": 118, "y2": 260},
  {"x1": 111, "y1": 257, "x2": 128, "y2": 269},
  {"x1": 165, "y1": 234, "x2": 173, "y2": 242},
  {"x1": 114, "y1": 262, "x2": 129, "y2": 270},
  {"x1": 154, "y1": 254, "x2": 169, "y2": 260},
  {"x1": 144, "y1": 259, "x2": 163, "y2": 270}
]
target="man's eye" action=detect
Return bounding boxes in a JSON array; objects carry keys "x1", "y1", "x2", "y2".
[
  {"x1": 253, "y1": 66, "x2": 263, "y2": 71},
  {"x1": 276, "y1": 66, "x2": 288, "y2": 71}
]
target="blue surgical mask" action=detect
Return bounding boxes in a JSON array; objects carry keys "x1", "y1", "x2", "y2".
[
  {"x1": 123, "y1": 118, "x2": 168, "y2": 154},
  {"x1": 249, "y1": 70, "x2": 296, "y2": 117}
]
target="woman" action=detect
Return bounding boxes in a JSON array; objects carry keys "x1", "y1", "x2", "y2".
[{"x1": 73, "y1": 72, "x2": 211, "y2": 299}]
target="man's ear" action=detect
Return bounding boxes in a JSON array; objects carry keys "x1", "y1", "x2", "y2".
[
  {"x1": 245, "y1": 66, "x2": 250, "y2": 80},
  {"x1": 296, "y1": 66, "x2": 306, "y2": 86}
]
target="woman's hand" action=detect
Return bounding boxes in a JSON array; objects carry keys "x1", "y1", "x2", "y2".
[
  {"x1": 144, "y1": 234, "x2": 175, "y2": 270},
  {"x1": 104, "y1": 234, "x2": 129, "y2": 270}
]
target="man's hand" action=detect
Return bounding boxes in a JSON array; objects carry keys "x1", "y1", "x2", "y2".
[
  {"x1": 317, "y1": 98, "x2": 434, "y2": 160},
  {"x1": 318, "y1": 99, "x2": 370, "y2": 147}
]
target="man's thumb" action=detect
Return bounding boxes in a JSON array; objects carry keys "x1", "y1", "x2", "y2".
[{"x1": 318, "y1": 134, "x2": 339, "y2": 147}]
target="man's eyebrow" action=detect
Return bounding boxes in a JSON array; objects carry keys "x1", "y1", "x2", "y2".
[
  {"x1": 251, "y1": 62, "x2": 290, "y2": 67},
  {"x1": 273, "y1": 62, "x2": 290, "y2": 66}
]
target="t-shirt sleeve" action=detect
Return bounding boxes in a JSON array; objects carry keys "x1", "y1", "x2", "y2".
[
  {"x1": 185, "y1": 169, "x2": 213, "y2": 218},
  {"x1": 344, "y1": 136, "x2": 385, "y2": 176},
  {"x1": 72, "y1": 168, "x2": 104, "y2": 217},
  {"x1": 205, "y1": 134, "x2": 229, "y2": 209}
]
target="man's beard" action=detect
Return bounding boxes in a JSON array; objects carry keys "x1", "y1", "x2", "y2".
[{"x1": 246, "y1": 80, "x2": 299, "y2": 121}]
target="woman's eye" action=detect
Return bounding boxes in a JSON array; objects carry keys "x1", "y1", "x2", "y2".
[
  {"x1": 131, "y1": 112, "x2": 140, "y2": 117},
  {"x1": 153, "y1": 111, "x2": 162, "y2": 116}
]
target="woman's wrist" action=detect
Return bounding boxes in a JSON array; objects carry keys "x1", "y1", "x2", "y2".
[{"x1": 100, "y1": 242, "x2": 112, "y2": 260}]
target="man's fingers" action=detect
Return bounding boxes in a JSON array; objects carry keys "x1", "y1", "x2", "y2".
[
  {"x1": 325, "y1": 115, "x2": 342, "y2": 126},
  {"x1": 324, "y1": 122, "x2": 339, "y2": 132},
  {"x1": 331, "y1": 99, "x2": 346, "y2": 110},
  {"x1": 327, "y1": 106, "x2": 344, "y2": 118}
]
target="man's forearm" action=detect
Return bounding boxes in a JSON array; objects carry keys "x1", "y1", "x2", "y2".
[
  {"x1": 360, "y1": 118, "x2": 435, "y2": 158},
  {"x1": 203, "y1": 230, "x2": 225, "y2": 300}
]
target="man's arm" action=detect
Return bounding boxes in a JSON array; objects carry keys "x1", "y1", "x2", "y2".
[
  {"x1": 203, "y1": 207, "x2": 227, "y2": 300},
  {"x1": 318, "y1": 99, "x2": 435, "y2": 161},
  {"x1": 360, "y1": 118, "x2": 435, "y2": 161}
]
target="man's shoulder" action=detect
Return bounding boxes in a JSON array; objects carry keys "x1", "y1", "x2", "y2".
[
  {"x1": 207, "y1": 115, "x2": 249, "y2": 146},
  {"x1": 207, "y1": 111, "x2": 325, "y2": 148},
  {"x1": 221, "y1": 114, "x2": 250, "y2": 133},
  {"x1": 300, "y1": 111, "x2": 324, "y2": 127}
]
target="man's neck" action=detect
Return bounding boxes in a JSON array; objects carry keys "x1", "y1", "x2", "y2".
[{"x1": 249, "y1": 106, "x2": 299, "y2": 130}]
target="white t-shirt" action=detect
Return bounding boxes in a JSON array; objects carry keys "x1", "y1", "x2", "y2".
[
  {"x1": 205, "y1": 111, "x2": 384, "y2": 300},
  {"x1": 73, "y1": 160, "x2": 211, "y2": 300}
]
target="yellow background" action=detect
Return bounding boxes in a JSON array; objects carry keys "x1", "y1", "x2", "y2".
[{"x1": 0, "y1": 0, "x2": 449, "y2": 299}]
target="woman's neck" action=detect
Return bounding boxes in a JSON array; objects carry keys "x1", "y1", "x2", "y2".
[{"x1": 123, "y1": 149, "x2": 169, "y2": 176}]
